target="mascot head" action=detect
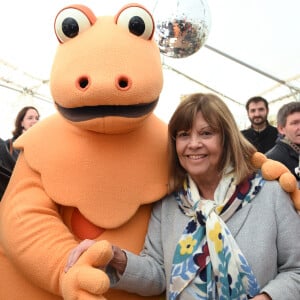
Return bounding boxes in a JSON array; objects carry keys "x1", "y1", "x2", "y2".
[{"x1": 50, "y1": 4, "x2": 163, "y2": 134}]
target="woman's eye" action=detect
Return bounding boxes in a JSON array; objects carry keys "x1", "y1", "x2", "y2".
[
  {"x1": 200, "y1": 131, "x2": 213, "y2": 138},
  {"x1": 177, "y1": 131, "x2": 189, "y2": 138}
]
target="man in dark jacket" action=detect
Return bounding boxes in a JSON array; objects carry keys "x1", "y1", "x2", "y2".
[
  {"x1": 266, "y1": 101, "x2": 300, "y2": 181},
  {"x1": 241, "y1": 96, "x2": 278, "y2": 153}
]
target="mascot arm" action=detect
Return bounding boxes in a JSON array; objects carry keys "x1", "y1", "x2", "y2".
[
  {"x1": 0, "y1": 154, "x2": 112, "y2": 298},
  {"x1": 251, "y1": 152, "x2": 300, "y2": 210}
]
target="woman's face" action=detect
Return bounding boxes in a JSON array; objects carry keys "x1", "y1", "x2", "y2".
[
  {"x1": 175, "y1": 111, "x2": 222, "y2": 182},
  {"x1": 21, "y1": 109, "x2": 39, "y2": 131}
]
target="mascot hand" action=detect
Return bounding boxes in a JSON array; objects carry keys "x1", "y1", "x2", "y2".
[
  {"x1": 61, "y1": 240, "x2": 113, "y2": 300},
  {"x1": 251, "y1": 152, "x2": 300, "y2": 210}
]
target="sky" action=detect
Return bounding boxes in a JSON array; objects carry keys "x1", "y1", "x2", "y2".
[{"x1": 0, "y1": 0, "x2": 300, "y2": 138}]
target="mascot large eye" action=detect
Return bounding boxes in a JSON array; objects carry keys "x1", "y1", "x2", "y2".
[
  {"x1": 54, "y1": 5, "x2": 96, "y2": 43},
  {"x1": 115, "y1": 5, "x2": 155, "y2": 40}
]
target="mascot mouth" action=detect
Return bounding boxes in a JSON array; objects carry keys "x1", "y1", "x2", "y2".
[{"x1": 55, "y1": 99, "x2": 158, "y2": 122}]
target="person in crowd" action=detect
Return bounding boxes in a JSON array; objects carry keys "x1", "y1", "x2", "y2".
[
  {"x1": 5, "y1": 106, "x2": 40, "y2": 162},
  {"x1": 0, "y1": 106, "x2": 40, "y2": 200},
  {"x1": 241, "y1": 96, "x2": 278, "y2": 153},
  {"x1": 266, "y1": 101, "x2": 300, "y2": 183},
  {"x1": 65, "y1": 93, "x2": 300, "y2": 300}
]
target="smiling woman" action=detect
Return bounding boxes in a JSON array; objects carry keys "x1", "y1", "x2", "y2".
[
  {"x1": 174, "y1": 112, "x2": 222, "y2": 199},
  {"x1": 65, "y1": 92, "x2": 300, "y2": 300}
]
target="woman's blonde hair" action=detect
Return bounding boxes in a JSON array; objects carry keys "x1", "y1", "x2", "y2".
[{"x1": 168, "y1": 93, "x2": 257, "y2": 192}]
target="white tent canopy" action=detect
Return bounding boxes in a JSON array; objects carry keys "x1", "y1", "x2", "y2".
[{"x1": 1, "y1": 0, "x2": 299, "y2": 139}]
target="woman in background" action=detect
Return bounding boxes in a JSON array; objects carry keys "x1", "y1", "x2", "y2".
[
  {"x1": 0, "y1": 106, "x2": 39, "y2": 200},
  {"x1": 5, "y1": 106, "x2": 40, "y2": 161}
]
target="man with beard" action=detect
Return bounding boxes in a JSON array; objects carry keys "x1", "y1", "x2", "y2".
[{"x1": 241, "y1": 96, "x2": 278, "y2": 153}]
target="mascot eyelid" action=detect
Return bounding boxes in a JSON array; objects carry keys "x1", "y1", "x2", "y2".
[
  {"x1": 115, "y1": 4, "x2": 155, "y2": 40},
  {"x1": 54, "y1": 5, "x2": 96, "y2": 43}
]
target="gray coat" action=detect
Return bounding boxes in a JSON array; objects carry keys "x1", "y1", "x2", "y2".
[{"x1": 113, "y1": 180, "x2": 300, "y2": 299}]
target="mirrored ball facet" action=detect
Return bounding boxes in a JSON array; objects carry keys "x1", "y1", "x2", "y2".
[{"x1": 154, "y1": 0, "x2": 211, "y2": 58}]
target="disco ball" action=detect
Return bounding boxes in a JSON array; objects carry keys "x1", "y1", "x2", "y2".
[{"x1": 153, "y1": 0, "x2": 211, "y2": 58}]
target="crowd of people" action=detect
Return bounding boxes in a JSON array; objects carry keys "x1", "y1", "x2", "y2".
[{"x1": 241, "y1": 96, "x2": 300, "y2": 186}]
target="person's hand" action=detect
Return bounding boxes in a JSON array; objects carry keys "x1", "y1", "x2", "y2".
[
  {"x1": 65, "y1": 239, "x2": 128, "y2": 276},
  {"x1": 252, "y1": 293, "x2": 272, "y2": 300},
  {"x1": 65, "y1": 239, "x2": 96, "y2": 273},
  {"x1": 61, "y1": 240, "x2": 113, "y2": 300},
  {"x1": 109, "y1": 245, "x2": 127, "y2": 275}
]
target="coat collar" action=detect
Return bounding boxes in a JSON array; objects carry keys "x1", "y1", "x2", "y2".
[{"x1": 227, "y1": 202, "x2": 253, "y2": 237}]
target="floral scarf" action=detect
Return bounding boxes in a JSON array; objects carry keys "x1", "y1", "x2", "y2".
[{"x1": 169, "y1": 171, "x2": 265, "y2": 300}]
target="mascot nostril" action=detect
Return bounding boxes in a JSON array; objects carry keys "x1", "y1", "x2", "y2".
[
  {"x1": 78, "y1": 76, "x2": 89, "y2": 89},
  {"x1": 116, "y1": 75, "x2": 131, "y2": 90},
  {"x1": 119, "y1": 79, "x2": 128, "y2": 88}
]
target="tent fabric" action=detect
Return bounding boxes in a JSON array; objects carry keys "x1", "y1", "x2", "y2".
[{"x1": 0, "y1": 0, "x2": 299, "y2": 138}]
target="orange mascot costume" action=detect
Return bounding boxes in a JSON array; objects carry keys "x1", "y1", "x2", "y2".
[
  {"x1": 0, "y1": 4, "x2": 168, "y2": 300},
  {"x1": 0, "y1": 3, "x2": 299, "y2": 300}
]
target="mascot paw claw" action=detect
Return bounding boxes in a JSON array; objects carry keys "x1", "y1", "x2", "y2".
[
  {"x1": 61, "y1": 240, "x2": 113, "y2": 300},
  {"x1": 251, "y1": 152, "x2": 300, "y2": 210}
]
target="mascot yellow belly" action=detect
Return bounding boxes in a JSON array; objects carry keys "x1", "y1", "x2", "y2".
[{"x1": 0, "y1": 4, "x2": 168, "y2": 299}]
